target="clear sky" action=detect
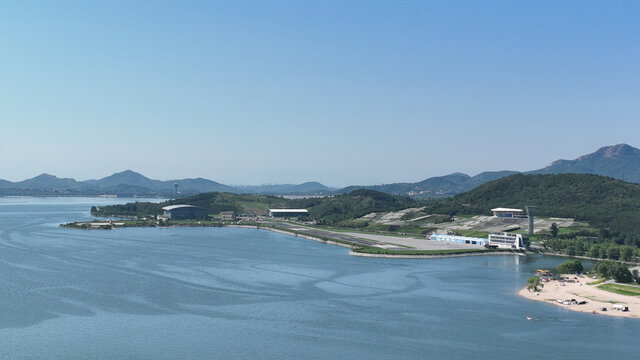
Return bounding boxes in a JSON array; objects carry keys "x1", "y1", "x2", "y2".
[{"x1": 1, "y1": 1, "x2": 638, "y2": 187}]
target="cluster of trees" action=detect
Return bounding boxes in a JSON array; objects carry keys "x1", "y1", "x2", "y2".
[
  {"x1": 542, "y1": 237, "x2": 639, "y2": 262},
  {"x1": 526, "y1": 276, "x2": 543, "y2": 292},
  {"x1": 593, "y1": 261, "x2": 640, "y2": 284},
  {"x1": 91, "y1": 203, "x2": 163, "y2": 217},
  {"x1": 303, "y1": 189, "x2": 416, "y2": 224},
  {"x1": 556, "y1": 259, "x2": 584, "y2": 274}
]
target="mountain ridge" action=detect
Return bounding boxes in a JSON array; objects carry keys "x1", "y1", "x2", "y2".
[{"x1": 1, "y1": 143, "x2": 638, "y2": 197}]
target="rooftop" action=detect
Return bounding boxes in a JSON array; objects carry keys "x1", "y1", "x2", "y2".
[
  {"x1": 162, "y1": 205, "x2": 198, "y2": 211},
  {"x1": 491, "y1": 207, "x2": 523, "y2": 212}
]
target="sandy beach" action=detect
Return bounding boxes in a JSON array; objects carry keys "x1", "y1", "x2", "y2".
[{"x1": 518, "y1": 275, "x2": 640, "y2": 319}]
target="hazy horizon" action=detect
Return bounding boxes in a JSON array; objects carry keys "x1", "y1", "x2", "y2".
[{"x1": 2, "y1": 1, "x2": 638, "y2": 187}]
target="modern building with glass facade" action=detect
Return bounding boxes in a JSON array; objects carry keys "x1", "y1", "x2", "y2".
[{"x1": 488, "y1": 232, "x2": 524, "y2": 249}]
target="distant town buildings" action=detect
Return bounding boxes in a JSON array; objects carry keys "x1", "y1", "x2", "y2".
[{"x1": 219, "y1": 211, "x2": 235, "y2": 221}]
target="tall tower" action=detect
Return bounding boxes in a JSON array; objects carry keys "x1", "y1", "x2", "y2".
[
  {"x1": 526, "y1": 206, "x2": 536, "y2": 235},
  {"x1": 174, "y1": 183, "x2": 179, "y2": 198}
]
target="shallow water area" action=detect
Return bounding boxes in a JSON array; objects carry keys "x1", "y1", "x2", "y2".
[{"x1": 0, "y1": 197, "x2": 637, "y2": 359}]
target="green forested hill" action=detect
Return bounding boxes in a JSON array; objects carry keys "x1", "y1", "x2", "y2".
[
  {"x1": 424, "y1": 173, "x2": 640, "y2": 241},
  {"x1": 304, "y1": 189, "x2": 416, "y2": 223}
]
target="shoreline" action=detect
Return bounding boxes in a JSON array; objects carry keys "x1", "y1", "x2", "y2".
[
  {"x1": 518, "y1": 275, "x2": 640, "y2": 319},
  {"x1": 349, "y1": 251, "x2": 525, "y2": 259},
  {"x1": 64, "y1": 221, "x2": 522, "y2": 259},
  {"x1": 229, "y1": 225, "x2": 524, "y2": 258}
]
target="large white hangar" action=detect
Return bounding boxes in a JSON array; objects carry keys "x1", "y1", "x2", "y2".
[{"x1": 162, "y1": 205, "x2": 207, "y2": 219}]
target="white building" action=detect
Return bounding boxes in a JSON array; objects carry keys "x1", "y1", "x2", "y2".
[
  {"x1": 428, "y1": 234, "x2": 487, "y2": 246},
  {"x1": 488, "y1": 232, "x2": 524, "y2": 249},
  {"x1": 491, "y1": 207, "x2": 524, "y2": 217},
  {"x1": 267, "y1": 209, "x2": 309, "y2": 217}
]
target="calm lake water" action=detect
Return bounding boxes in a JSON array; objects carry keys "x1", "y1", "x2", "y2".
[{"x1": 0, "y1": 197, "x2": 637, "y2": 359}]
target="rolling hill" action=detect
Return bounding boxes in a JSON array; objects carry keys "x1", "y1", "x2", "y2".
[
  {"x1": 423, "y1": 173, "x2": 640, "y2": 239},
  {"x1": 334, "y1": 144, "x2": 639, "y2": 197},
  {"x1": 529, "y1": 143, "x2": 640, "y2": 182}
]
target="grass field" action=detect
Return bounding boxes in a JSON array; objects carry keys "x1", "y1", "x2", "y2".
[
  {"x1": 454, "y1": 230, "x2": 489, "y2": 238},
  {"x1": 587, "y1": 279, "x2": 605, "y2": 285},
  {"x1": 597, "y1": 283, "x2": 640, "y2": 297}
]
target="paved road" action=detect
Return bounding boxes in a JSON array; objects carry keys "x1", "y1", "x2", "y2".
[
  {"x1": 265, "y1": 221, "x2": 485, "y2": 251},
  {"x1": 339, "y1": 232, "x2": 485, "y2": 251},
  {"x1": 266, "y1": 221, "x2": 381, "y2": 247}
]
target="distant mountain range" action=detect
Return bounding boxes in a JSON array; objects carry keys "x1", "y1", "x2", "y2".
[
  {"x1": 336, "y1": 143, "x2": 640, "y2": 198},
  {"x1": 1, "y1": 143, "x2": 638, "y2": 198},
  {"x1": 0, "y1": 170, "x2": 234, "y2": 197},
  {"x1": 336, "y1": 170, "x2": 519, "y2": 198},
  {"x1": 233, "y1": 182, "x2": 331, "y2": 196}
]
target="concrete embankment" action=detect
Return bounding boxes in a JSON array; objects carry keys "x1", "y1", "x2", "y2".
[
  {"x1": 226, "y1": 225, "x2": 527, "y2": 258},
  {"x1": 350, "y1": 251, "x2": 526, "y2": 259}
]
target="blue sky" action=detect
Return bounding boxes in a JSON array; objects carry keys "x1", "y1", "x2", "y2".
[{"x1": 1, "y1": 1, "x2": 638, "y2": 187}]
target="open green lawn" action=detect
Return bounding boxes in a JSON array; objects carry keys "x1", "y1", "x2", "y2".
[
  {"x1": 597, "y1": 283, "x2": 640, "y2": 297},
  {"x1": 557, "y1": 225, "x2": 597, "y2": 235},
  {"x1": 311, "y1": 225, "x2": 425, "y2": 239},
  {"x1": 454, "y1": 230, "x2": 489, "y2": 238}
]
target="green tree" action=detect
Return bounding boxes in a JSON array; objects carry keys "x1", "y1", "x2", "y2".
[
  {"x1": 613, "y1": 267, "x2": 633, "y2": 283},
  {"x1": 594, "y1": 260, "x2": 632, "y2": 282},
  {"x1": 526, "y1": 276, "x2": 543, "y2": 292},
  {"x1": 607, "y1": 245, "x2": 620, "y2": 260},
  {"x1": 557, "y1": 260, "x2": 583, "y2": 274},
  {"x1": 589, "y1": 244, "x2": 601, "y2": 258},
  {"x1": 550, "y1": 223, "x2": 559, "y2": 238},
  {"x1": 574, "y1": 240, "x2": 584, "y2": 256},
  {"x1": 620, "y1": 246, "x2": 634, "y2": 262}
]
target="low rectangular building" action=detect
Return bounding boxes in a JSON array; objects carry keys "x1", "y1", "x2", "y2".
[
  {"x1": 267, "y1": 209, "x2": 309, "y2": 218},
  {"x1": 219, "y1": 211, "x2": 235, "y2": 221},
  {"x1": 428, "y1": 234, "x2": 487, "y2": 246}
]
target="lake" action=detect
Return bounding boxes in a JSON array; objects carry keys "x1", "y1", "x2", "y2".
[{"x1": 0, "y1": 197, "x2": 637, "y2": 359}]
